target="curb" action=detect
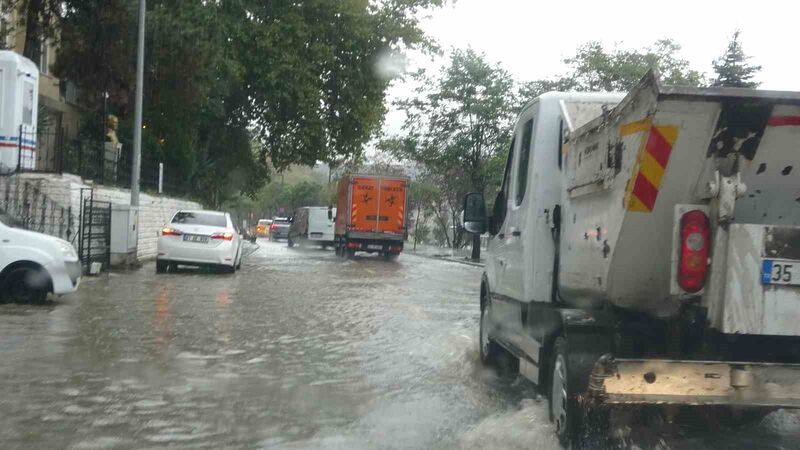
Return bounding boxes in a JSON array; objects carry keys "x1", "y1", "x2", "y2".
[{"x1": 406, "y1": 251, "x2": 485, "y2": 268}]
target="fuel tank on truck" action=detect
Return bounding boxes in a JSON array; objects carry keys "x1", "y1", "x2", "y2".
[{"x1": 558, "y1": 70, "x2": 800, "y2": 317}]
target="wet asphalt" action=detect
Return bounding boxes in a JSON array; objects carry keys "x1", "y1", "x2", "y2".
[{"x1": 0, "y1": 239, "x2": 798, "y2": 449}]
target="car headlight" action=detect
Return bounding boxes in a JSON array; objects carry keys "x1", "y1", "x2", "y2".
[{"x1": 57, "y1": 240, "x2": 78, "y2": 259}]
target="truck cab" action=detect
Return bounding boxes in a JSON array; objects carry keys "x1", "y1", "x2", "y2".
[{"x1": 464, "y1": 72, "x2": 800, "y2": 448}]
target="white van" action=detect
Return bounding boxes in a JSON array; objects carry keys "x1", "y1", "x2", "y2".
[
  {"x1": 0, "y1": 214, "x2": 81, "y2": 303},
  {"x1": 288, "y1": 206, "x2": 335, "y2": 248}
]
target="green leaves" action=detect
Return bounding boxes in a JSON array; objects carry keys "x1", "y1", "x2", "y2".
[
  {"x1": 521, "y1": 39, "x2": 704, "y2": 98},
  {"x1": 711, "y1": 31, "x2": 761, "y2": 88},
  {"x1": 52, "y1": 0, "x2": 442, "y2": 204}
]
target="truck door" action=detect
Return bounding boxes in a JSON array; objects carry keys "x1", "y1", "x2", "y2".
[
  {"x1": 504, "y1": 116, "x2": 535, "y2": 304},
  {"x1": 490, "y1": 128, "x2": 523, "y2": 339},
  {"x1": 350, "y1": 177, "x2": 379, "y2": 233},
  {"x1": 376, "y1": 178, "x2": 407, "y2": 235}
]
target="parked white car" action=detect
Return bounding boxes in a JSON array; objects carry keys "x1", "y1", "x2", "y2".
[
  {"x1": 156, "y1": 210, "x2": 243, "y2": 273},
  {"x1": 0, "y1": 215, "x2": 81, "y2": 303}
]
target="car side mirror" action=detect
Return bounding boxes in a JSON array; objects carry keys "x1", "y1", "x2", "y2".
[
  {"x1": 463, "y1": 192, "x2": 487, "y2": 234},
  {"x1": 327, "y1": 208, "x2": 333, "y2": 220}
]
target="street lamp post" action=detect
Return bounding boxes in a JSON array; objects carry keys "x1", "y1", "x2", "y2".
[{"x1": 130, "y1": 0, "x2": 145, "y2": 206}]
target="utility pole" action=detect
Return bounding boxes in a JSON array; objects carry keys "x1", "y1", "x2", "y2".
[{"x1": 130, "y1": 0, "x2": 145, "y2": 206}]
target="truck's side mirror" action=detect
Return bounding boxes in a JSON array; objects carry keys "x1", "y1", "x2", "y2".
[
  {"x1": 463, "y1": 192, "x2": 487, "y2": 234},
  {"x1": 328, "y1": 208, "x2": 333, "y2": 220}
]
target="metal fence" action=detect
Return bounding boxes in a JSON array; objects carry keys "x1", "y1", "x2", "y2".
[
  {"x1": 12, "y1": 128, "x2": 191, "y2": 197},
  {"x1": 0, "y1": 175, "x2": 75, "y2": 243}
]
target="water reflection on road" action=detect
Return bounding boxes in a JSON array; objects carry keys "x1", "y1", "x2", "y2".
[{"x1": 0, "y1": 240, "x2": 798, "y2": 449}]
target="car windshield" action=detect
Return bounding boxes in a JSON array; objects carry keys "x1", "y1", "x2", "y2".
[{"x1": 171, "y1": 211, "x2": 226, "y2": 227}]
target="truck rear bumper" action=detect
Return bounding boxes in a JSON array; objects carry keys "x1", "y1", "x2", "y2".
[{"x1": 592, "y1": 357, "x2": 800, "y2": 408}]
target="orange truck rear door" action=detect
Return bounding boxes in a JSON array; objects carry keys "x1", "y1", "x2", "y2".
[
  {"x1": 376, "y1": 178, "x2": 407, "y2": 234},
  {"x1": 350, "y1": 177, "x2": 379, "y2": 232}
]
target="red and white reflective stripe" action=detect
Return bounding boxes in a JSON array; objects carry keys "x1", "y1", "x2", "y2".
[{"x1": 767, "y1": 116, "x2": 800, "y2": 127}]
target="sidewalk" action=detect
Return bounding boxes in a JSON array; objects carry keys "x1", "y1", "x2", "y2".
[{"x1": 406, "y1": 244, "x2": 486, "y2": 267}]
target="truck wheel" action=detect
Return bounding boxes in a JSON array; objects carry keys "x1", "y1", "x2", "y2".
[
  {"x1": 2, "y1": 267, "x2": 49, "y2": 304},
  {"x1": 345, "y1": 248, "x2": 355, "y2": 259},
  {"x1": 549, "y1": 337, "x2": 608, "y2": 449},
  {"x1": 479, "y1": 299, "x2": 501, "y2": 366},
  {"x1": 550, "y1": 337, "x2": 578, "y2": 447},
  {"x1": 156, "y1": 259, "x2": 168, "y2": 274}
]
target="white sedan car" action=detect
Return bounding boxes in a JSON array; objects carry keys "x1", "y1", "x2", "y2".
[
  {"x1": 0, "y1": 215, "x2": 81, "y2": 303},
  {"x1": 156, "y1": 210, "x2": 243, "y2": 273}
]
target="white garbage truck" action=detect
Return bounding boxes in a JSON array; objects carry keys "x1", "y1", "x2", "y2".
[{"x1": 463, "y1": 70, "x2": 800, "y2": 447}]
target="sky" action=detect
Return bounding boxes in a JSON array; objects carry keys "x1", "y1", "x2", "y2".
[{"x1": 382, "y1": 0, "x2": 800, "y2": 135}]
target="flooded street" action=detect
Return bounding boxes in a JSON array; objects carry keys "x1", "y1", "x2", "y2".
[{"x1": 1, "y1": 239, "x2": 799, "y2": 449}]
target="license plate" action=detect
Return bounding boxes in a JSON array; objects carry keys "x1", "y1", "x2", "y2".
[
  {"x1": 183, "y1": 234, "x2": 208, "y2": 243},
  {"x1": 367, "y1": 244, "x2": 383, "y2": 250},
  {"x1": 762, "y1": 259, "x2": 800, "y2": 286}
]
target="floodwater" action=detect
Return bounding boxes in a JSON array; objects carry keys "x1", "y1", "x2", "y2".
[{"x1": 0, "y1": 240, "x2": 798, "y2": 449}]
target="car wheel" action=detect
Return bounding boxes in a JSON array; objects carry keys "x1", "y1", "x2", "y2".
[
  {"x1": 287, "y1": 238, "x2": 294, "y2": 248},
  {"x1": 156, "y1": 259, "x2": 168, "y2": 274},
  {"x1": 2, "y1": 267, "x2": 49, "y2": 304},
  {"x1": 218, "y1": 264, "x2": 235, "y2": 274}
]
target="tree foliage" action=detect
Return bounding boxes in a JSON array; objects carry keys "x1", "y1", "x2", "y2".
[
  {"x1": 520, "y1": 39, "x2": 704, "y2": 99},
  {"x1": 711, "y1": 31, "x2": 761, "y2": 88},
  {"x1": 48, "y1": 0, "x2": 443, "y2": 206},
  {"x1": 386, "y1": 48, "x2": 518, "y2": 247}
]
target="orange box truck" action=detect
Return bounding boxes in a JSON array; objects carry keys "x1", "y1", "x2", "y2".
[{"x1": 334, "y1": 174, "x2": 409, "y2": 259}]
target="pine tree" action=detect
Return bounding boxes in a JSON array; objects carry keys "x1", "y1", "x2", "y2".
[{"x1": 712, "y1": 31, "x2": 762, "y2": 88}]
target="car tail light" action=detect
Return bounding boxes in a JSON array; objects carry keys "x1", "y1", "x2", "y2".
[
  {"x1": 678, "y1": 210, "x2": 709, "y2": 293},
  {"x1": 270, "y1": 224, "x2": 277, "y2": 231},
  {"x1": 161, "y1": 226, "x2": 182, "y2": 236},
  {"x1": 211, "y1": 232, "x2": 234, "y2": 241}
]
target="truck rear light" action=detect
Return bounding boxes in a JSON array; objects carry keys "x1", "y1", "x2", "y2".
[
  {"x1": 678, "y1": 210, "x2": 709, "y2": 293},
  {"x1": 211, "y1": 232, "x2": 234, "y2": 241},
  {"x1": 346, "y1": 242, "x2": 360, "y2": 249},
  {"x1": 389, "y1": 245, "x2": 402, "y2": 252},
  {"x1": 161, "y1": 226, "x2": 182, "y2": 236}
]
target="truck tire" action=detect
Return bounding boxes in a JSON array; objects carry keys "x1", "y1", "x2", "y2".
[
  {"x1": 549, "y1": 337, "x2": 609, "y2": 449},
  {"x1": 2, "y1": 267, "x2": 49, "y2": 304},
  {"x1": 345, "y1": 247, "x2": 356, "y2": 259},
  {"x1": 479, "y1": 298, "x2": 502, "y2": 366}
]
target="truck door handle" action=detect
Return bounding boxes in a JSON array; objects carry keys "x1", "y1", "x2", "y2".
[{"x1": 512, "y1": 230, "x2": 521, "y2": 237}]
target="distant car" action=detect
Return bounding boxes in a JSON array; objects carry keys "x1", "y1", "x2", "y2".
[
  {"x1": 0, "y1": 215, "x2": 81, "y2": 303},
  {"x1": 288, "y1": 207, "x2": 335, "y2": 248},
  {"x1": 156, "y1": 210, "x2": 243, "y2": 273},
  {"x1": 256, "y1": 219, "x2": 272, "y2": 237},
  {"x1": 269, "y1": 217, "x2": 291, "y2": 240}
]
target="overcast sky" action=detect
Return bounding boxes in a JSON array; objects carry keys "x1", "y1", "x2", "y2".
[{"x1": 382, "y1": 0, "x2": 800, "y2": 135}]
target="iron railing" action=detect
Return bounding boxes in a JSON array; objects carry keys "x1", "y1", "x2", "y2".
[{"x1": 0, "y1": 175, "x2": 75, "y2": 243}]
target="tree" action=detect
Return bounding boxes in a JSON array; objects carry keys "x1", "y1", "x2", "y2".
[
  {"x1": 389, "y1": 49, "x2": 518, "y2": 258},
  {"x1": 711, "y1": 31, "x2": 761, "y2": 88},
  {"x1": 521, "y1": 39, "x2": 704, "y2": 98},
  {"x1": 52, "y1": 0, "x2": 444, "y2": 204}
]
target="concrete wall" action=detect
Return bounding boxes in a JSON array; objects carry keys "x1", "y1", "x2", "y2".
[{"x1": 8, "y1": 172, "x2": 202, "y2": 261}]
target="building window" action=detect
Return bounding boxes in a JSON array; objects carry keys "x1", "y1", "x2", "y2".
[{"x1": 40, "y1": 39, "x2": 49, "y2": 75}]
